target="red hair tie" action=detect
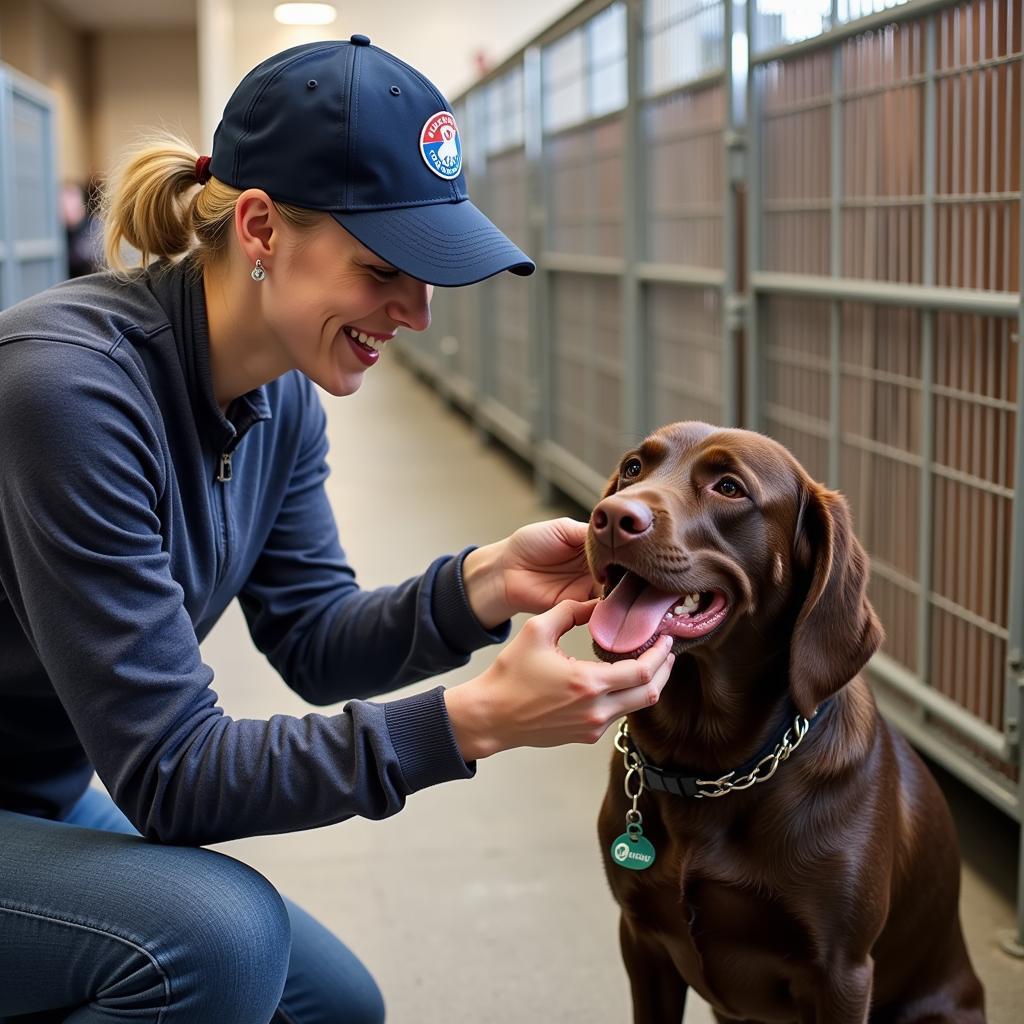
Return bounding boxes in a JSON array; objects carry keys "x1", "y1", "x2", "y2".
[{"x1": 195, "y1": 155, "x2": 212, "y2": 185}]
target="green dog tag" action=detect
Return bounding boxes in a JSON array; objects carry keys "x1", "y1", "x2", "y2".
[{"x1": 610, "y1": 824, "x2": 656, "y2": 871}]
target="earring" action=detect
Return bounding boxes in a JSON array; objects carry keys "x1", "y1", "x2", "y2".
[{"x1": 251, "y1": 259, "x2": 266, "y2": 282}]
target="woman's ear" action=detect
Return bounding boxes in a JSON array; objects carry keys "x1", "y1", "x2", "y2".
[
  {"x1": 789, "y1": 483, "x2": 883, "y2": 718},
  {"x1": 235, "y1": 189, "x2": 275, "y2": 265}
]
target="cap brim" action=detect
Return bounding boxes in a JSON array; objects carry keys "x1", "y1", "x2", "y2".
[{"x1": 331, "y1": 200, "x2": 535, "y2": 287}]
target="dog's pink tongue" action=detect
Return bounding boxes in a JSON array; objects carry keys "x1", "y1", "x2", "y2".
[{"x1": 589, "y1": 572, "x2": 679, "y2": 653}]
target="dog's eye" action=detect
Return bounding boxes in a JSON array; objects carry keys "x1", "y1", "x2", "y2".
[
  {"x1": 715, "y1": 476, "x2": 746, "y2": 499},
  {"x1": 622, "y1": 458, "x2": 643, "y2": 479}
]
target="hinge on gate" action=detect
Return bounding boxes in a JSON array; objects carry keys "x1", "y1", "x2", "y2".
[
  {"x1": 725, "y1": 294, "x2": 747, "y2": 332},
  {"x1": 724, "y1": 128, "x2": 746, "y2": 184},
  {"x1": 1006, "y1": 647, "x2": 1024, "y2": 745}
]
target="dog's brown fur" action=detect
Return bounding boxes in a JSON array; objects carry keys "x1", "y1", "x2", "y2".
[{"x1": 589, "y1": 422, "x2": 984, "y2": 1024}]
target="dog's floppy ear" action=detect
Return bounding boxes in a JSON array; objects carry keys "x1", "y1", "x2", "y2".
[{"x1": 789, "y1": 483, "x2": 883, "y2": 718}]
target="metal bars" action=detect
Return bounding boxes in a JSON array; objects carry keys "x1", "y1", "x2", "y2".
[
  {"x1": 0, "y1": 65, "x2": 63, "y2": 310},
  {"x1": 394, "y1": 0, "x2": 1024, "y2": 938},
  {"x1": 747, "y1": 0, "x2": 1021, "y2": 837}
]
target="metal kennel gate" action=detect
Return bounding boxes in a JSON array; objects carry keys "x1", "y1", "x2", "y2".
[
  {"x1": 744, "y1": 0, "x2": 1024, "y2": 953},
  {"x1": 394, "y1": 0, "x2": 1024, "y2": 948},
  {"x1": 0, "y1": 64, "x2": 63, "y2": 310}
]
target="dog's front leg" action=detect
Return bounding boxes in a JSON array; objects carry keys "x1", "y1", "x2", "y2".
[
  {"x1": 619, "y1": 914, "x2": 689, "y2": 1024},
  {"x1": 792, "y1": 958, "x2": 873, "y2": 1024}
]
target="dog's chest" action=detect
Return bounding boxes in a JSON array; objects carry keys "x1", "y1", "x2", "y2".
[{"x1": 609, "y1": 838, "x2": 817, "y2": 1018}]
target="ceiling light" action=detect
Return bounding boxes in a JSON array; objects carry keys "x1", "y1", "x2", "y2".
[{"x1": 273, "y1": 4, "x2": 338, "y2": 26}]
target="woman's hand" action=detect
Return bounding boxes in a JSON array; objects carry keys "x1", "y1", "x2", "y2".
[
  {"x1": 443, "y1": 600, "x2": 675, "y2": 760},
  {"x1": 462, "y1": 518, "x2": 595, "y2": 629}
]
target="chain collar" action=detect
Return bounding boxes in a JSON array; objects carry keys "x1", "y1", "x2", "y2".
[{"x1": 614, "y1": 699, "x2": 829, "y2": 801}]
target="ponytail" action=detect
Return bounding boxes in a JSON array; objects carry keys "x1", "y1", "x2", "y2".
[{"x1": 100, "y1": 130, "x2": 322, "y2": 275}]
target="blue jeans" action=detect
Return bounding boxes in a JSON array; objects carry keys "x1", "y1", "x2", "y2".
[{"x1": 0, "y1": 788, "x2": 385, "y2": 1023}]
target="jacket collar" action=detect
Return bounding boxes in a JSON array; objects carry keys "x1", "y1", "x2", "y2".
[{"x1": 147, "y1": 259, "x2": 272, "y2": 455}]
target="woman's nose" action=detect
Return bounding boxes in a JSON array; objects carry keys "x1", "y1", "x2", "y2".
[{"x1": 388, "y1": 280, "x2": 432, "y2": 332}]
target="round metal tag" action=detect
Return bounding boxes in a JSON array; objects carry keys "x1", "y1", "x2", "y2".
[{"x1": 610, "y1": 826, "x2": 656, "y2": 871}]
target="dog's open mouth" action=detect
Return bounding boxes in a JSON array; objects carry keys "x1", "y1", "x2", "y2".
[{"x1": 589, "y1": 568, "x2": 730, "y2": 657}]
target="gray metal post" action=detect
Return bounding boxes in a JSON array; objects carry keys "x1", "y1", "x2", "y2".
[
  {"x1": 828, "y1": 36, "x2": 843, "y2": 488},
  {"x1": 996, "y1": 0, "x2": 1024, "y2": 957},
  {"x1": 524, "y1": 45, "x2": 555, "y2": 503},
  {"x1": 723, "y1": 0, "x2": 745, "y2": 428},
  {"x1": 998, "y1": 5, "x2": 1024, "y2": 949},
  {"x1": 917, "y1": 14, "x2": 938, "y2": 721},
  {"x1": 999, "y1": 297, "x2": 1024, "y2": 955},
  {"x1": 744, "y1": 0, "x2": 763, "y2": 431},
  {"x1": 474, "y1": 104, "x2": 494, "y2": 425},
  {"x1": 0, "y1": 72, "x2": 17, "y2": 308},
  {"x1": 621, "y1": 0, "x2": 646, "y2": 440}
]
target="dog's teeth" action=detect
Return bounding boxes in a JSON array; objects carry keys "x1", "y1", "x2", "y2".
[{"x1": 673, "y1": 605, "x2": 685, "y2": 615}]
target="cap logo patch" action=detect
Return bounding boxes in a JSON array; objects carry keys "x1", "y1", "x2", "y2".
[{"x1": 420, "y1": 112, "x2": 462, "y2": 180}]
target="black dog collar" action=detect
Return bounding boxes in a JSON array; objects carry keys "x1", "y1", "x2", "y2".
[{"x1": 615, "y1": 698, "x2": 831, "y2": 800}]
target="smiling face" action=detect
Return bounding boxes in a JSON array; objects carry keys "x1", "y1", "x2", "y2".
[
  {"x1": 586, "y1": 422, "x2": 809, "y2": 661},
  {"x1": 263, "y1": 216, "x2": 433, "y2": 396}
]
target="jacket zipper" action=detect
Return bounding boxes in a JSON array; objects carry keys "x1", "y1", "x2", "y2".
[{"x1": 214, "y1": 449, "x2": 233, "y2": 586}]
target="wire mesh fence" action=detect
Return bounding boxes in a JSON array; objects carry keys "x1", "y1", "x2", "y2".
[{"x1": 394, "y1": 0, "x2": 1024, "y2": 939}]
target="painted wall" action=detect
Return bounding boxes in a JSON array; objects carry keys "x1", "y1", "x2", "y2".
[
  {"x1": 229, "y1": 0, "x2": 570, "y2": 108},
  {"x1": 91, "y1": 28, "x2": 200, "y2": 175},
  {"x1": 0, "y1": 0, "x2": 91, "y2": 182},
  {"x1": 1, "y1": 0, "x2": 577, "y2": 178}
]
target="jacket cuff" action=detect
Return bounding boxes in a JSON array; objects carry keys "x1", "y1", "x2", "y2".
[
  {"x1": 384, "y1": 685, "x2": 476, "y2": 790},
  {"x1": 431, "y1": 547, "x2": 511, "y2": 656}
]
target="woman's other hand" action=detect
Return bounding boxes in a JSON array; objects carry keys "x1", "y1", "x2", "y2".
[
  {"x1": 443, "y1": 600, "x2": 675, "y2": 760},
  {"x1": 462, "y1": 517, "x2": 594, "y2": 629}
]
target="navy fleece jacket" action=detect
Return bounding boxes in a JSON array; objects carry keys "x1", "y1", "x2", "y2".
[{"x1": 0, "y1": 260, "x2": 509, "y2": 845}]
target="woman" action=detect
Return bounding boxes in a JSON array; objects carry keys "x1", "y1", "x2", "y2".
[{"x1": 0, "y1": 37, "x2": 674, "y2": 1022}]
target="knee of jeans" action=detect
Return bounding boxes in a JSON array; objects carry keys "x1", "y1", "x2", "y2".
[
  {"x1": 283, "y1": 951, "x2": 386, "y2": 1024},
  {"x1": 348, "y1": 979, "x2": 386, "y2": 1024},
  {"x1": 159, "y1": 853, "x2": 291, "y2": 1021}
]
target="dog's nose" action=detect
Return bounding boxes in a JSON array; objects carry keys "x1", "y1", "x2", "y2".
[{"x1": 591, "y1": 495, "x2": 654, "y2": 546}]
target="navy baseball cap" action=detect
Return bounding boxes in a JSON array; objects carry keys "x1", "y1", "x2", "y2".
[{"x1": 208, "y1": 36, "x2": 535, "y2": 287}]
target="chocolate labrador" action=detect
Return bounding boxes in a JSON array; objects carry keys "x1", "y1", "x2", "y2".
[{"x1": 587, "y1": 422, "x2": 984, "y2": 1023}]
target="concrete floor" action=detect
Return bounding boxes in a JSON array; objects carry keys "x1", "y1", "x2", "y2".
[{"x1": 204, "y1": 356, "x2": 1023, "y2": 1022}]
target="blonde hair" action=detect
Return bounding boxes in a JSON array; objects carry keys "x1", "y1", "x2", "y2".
[{"x1": 100, "y1": 131, "x2": 322, "y2": 275}]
